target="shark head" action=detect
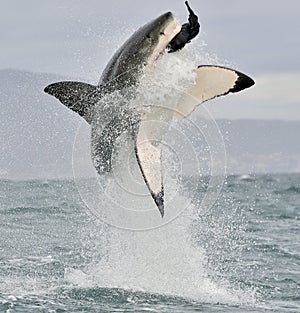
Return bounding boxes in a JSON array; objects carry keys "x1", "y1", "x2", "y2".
[
  {"x1": 132, "y1": 12, "x2": 182, "y2": 66},
  {"x1": 99, "y1": 12, "x2": 181, "y2": 87}
]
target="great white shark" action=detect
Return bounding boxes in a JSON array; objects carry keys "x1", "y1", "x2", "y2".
[{"x1": 44, "y1": 2, "x2": 254, "y2": 217}]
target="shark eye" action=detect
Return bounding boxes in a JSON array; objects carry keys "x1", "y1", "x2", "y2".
[
  {"x1": 146, "y1": 34, "x2": 151, "y2": 39},
  {"x1": 160, "y1": 32, "x2": 165, "y2": 36}
]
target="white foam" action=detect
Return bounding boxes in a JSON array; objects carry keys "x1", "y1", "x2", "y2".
[{"x1": 65, "y1": 210, "x2": 255, "y2": 305}]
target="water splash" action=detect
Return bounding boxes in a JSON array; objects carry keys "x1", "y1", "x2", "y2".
[
  {"x1": 65, "y1": 205, "x2": 256, "y2": 305},
  {"x1": 69, "y1": 50, "x2": 256, "y2": 305}
]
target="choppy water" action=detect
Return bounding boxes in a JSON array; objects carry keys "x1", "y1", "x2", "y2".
[{"x1": 0, "y1": 173, "x2": 299, "y2": 312}]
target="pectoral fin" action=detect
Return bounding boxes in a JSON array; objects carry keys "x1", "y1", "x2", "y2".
[
  {"x1": 174, "y1": 65, "x2": 255, "y2": 118},
  {"x1": 44, "y1": 81, "x2": 99, "y2": 124},
  {"x1": 135, "y1": 121, "x2": 164, "y2": 217}
]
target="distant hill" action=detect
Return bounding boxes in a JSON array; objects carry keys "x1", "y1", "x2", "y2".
[
  {"x1": 0, "y1": 69, "x2": 82, "y2": 180},
  {"x1": 217, "y1": 119, "x2": 300, "y2": 174},
  {"x1": 1, "y1": 69, "x2": 299, "y2": 180}
]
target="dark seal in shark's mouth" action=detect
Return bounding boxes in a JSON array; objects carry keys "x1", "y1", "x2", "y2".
[{"x1": 168, "y1": 1, "x2": 200, "y2": 53}]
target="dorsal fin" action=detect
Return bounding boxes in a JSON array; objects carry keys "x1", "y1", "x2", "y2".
[{"x1": 44, "y1": 81, "x2": 100, "y2": 124}]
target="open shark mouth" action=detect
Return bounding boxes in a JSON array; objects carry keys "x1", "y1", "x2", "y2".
[{"x1": 149, "y1": 16, "x2": 181, "y2": 65}]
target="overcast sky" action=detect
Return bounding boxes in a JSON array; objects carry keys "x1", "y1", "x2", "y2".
[{"x1": 1, "y1": 0, "x2": 300, "y2": 120}]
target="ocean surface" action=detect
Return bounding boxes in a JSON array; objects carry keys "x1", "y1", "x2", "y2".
[{"x1": 0, "y1": 173, "x2": 299, "y2": 312}]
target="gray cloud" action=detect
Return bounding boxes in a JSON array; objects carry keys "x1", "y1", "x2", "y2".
[{"x1": 1, "y1": 0, "x2": 299, "y2": 77}]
